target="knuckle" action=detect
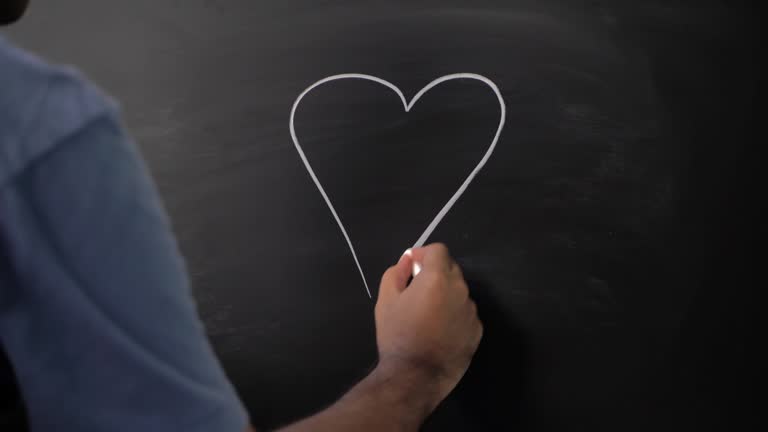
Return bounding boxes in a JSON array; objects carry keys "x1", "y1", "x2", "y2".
[
  {"x1": 430, "y1": 242, "x2": 450, "y2": 257},
  {"x1": 453, "y1": 263, "x2": 464, "y2": 278},
  {"x1": 433, "y1": 242, "x2": 449, "y2": 252},
  {"x1": 423, "y1": 268, "x2": 443, "y2": 282},
  {"x1": 427, "y1": 273, "x2": 447, "y2": 290},
  {"x1": 457, "y1": 280, "x2": 470, "y2": 298}
]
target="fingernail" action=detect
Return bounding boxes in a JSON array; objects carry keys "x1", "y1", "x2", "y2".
[
  {"x1": 399, "y1": 249, "x2": 411, "y2": 264},
  {"x1": 413, "y1": 262, "x2": 422, "y2": 276},
  {"x1": 402, "y1": 249, "x2": 421, "y2": 276}
]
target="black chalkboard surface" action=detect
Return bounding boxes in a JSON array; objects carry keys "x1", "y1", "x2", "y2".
[{"x1": 6, "y1": 0, "x2": 756, "y2": 430}]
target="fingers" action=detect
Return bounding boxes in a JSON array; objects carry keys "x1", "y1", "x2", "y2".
[
  {"x1": 403, "y1": 249, "x2": 423, "y2": 276},
  {"x1": 377, "y1": 252, "x2": 413, "y2": 303},
  {"x1": 410, "y1": 243, "x2": 454, "y2": 275},
  {"x1": 468, "y1": 299, "x2": 478, "y2": 318},
  {"x1": 474, "y1": 319, "x2": 484, "y2": 347},
  {"x1": 383, "y1": 243, "x2": 470, "y2": 305},
  {"x1": 421, "y1": 243, "x2": 453, "y2": 272},
  {"x1": 468, "y1": 300, "x2": 483, "y2": 347}
]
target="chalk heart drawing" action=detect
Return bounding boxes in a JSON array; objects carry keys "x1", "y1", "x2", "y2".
[{"x1": 289, "y1": 73, "x2": 506, "y2": 298}]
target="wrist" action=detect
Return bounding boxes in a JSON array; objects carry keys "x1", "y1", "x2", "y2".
[{"x1": 367, "y1": 356, "x2": 444, "y2": 424}]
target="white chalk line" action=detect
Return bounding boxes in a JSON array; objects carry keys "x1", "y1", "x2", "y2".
[{"x1": 289, "y1": 73, "x2": 506, "y2": 298}]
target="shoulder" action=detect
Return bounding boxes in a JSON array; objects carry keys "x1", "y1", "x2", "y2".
[{"x1": 0, "y1": 36, "x2": 119, "y2": 187}]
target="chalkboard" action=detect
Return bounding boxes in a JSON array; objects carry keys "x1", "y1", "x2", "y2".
[{"x1": 6, "y1": 0, "x2": 756, "y2": 430}]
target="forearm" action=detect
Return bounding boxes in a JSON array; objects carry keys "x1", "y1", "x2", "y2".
[{"x1": 277, "y1": 361, "x2": 439, "y2": 432}]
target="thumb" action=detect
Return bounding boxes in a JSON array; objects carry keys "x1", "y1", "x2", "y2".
[{"x1": 377, "y1": 252, "x2": 413, "y2": 302}]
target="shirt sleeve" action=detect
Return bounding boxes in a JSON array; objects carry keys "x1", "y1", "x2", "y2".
[{"x1": 0, "y1": 113, "x2": 249, "y2": 431}]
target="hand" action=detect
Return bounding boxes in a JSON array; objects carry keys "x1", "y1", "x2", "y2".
[{"x1": 374, "y1": 243, "x2": 483, "y2": 409}]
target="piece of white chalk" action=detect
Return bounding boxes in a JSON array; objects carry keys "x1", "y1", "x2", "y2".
[{"x1": 404, "y1": 249, "x2": 422, "y2": 276}]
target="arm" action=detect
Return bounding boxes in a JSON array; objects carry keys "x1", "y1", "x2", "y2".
[
  {"x1": 1, "y1": 91, "x2": 477, "y2": 431},
  {"x1": 278, "y1": 361, "x2": 437, "y2": 432},
  {"x1": 277, "y1": 244, "x2": 483, "y2": 432}
]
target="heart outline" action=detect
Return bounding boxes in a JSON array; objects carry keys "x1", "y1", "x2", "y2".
[{"x1": 289, "y1": 73, "x2": 506, "y2": 298}]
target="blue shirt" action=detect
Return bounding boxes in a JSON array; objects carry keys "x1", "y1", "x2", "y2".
[{"x1": 0, "y1": 36, "x2": 248, "y2": 431}]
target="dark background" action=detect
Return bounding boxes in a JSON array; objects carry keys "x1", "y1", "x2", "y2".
[{"x1": 2, "y1": 0, "x2": 757, "y2": 430}]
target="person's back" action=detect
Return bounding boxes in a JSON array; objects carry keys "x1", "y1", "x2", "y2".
[{"x1": 1, "y1": 3, "x2": 483, "y2": 431}]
